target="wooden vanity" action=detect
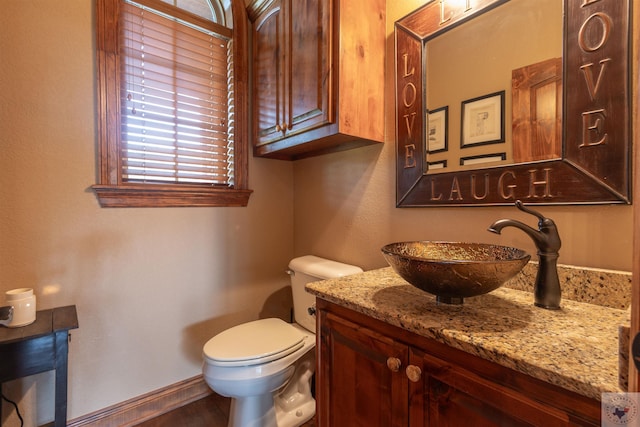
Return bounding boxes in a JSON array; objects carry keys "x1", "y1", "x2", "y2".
[{"x1": 307, "y1": 268, "x2": 629, "y2": 426}]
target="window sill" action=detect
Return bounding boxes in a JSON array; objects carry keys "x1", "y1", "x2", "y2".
[{"x1": 91, "y1": 184, "x2": 253, "y2": 208}]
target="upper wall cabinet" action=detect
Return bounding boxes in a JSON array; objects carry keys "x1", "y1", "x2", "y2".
[{"x1": 247, "y1": 0, "x2": 385, "y2": 160}]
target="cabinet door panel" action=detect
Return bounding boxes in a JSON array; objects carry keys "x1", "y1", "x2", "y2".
[
  {"x1": 410, "y1": 349, "x2": 572, "y2": 427},
  {"x1": 429, "y1": 376, "x2": 542, "y2": 427},
  {"x1": 318, "y1": 311, "x2": 408, "y2": 427},
  {"x1": 254, "y1": 4, "x2": 284, "y2": 143},
  {"x1": 285, "y1": 0, "x2": 331, "y2": 135}
]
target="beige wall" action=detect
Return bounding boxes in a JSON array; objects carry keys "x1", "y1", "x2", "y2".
[
  {"x1": 293, "y1": 0, "x2": 634, "y2": 273},
  {"x1": 0, "y1": 0, "x2": 294, "y2": 424}
]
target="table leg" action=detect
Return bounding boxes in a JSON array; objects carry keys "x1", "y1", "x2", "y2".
[{"x1": 54, "y1": 331, "x2": 69, "y2": 427}]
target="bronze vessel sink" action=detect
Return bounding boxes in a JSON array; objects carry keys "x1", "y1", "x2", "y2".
[{"x1": 381, "y1": 241, "x2": 530, "y2": 304}]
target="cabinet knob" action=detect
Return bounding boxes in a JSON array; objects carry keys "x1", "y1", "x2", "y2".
[
  {"x1": 386, "y1": 357, "x2": 401, "y2": 372},
  {"x1": 406, "y1": 365, "x2": 422, "y2": 382}
]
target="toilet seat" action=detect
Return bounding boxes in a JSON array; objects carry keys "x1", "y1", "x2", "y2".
[{"x1": 203, "y1": 318, "x2": 306, "y2": 367}]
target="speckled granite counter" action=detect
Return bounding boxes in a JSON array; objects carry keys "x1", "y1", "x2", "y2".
[
  {"x1": 506, "y1": 262, "x2": 632, "y2": 309},
  {"x1": 306, "y1": 267, "x2": 630, "y2": 401}
]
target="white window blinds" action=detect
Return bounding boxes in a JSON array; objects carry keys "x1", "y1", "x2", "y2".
[{"x1": 120, "y1": 0, "x2": 234, "y2": 186}]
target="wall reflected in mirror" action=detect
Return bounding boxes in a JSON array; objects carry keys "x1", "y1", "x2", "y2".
[{"x1": 425, "y1": 0, "x2": 562, "y2": 174}]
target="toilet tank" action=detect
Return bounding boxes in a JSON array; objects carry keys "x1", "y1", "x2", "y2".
[{"x1": 288, "y1": 255, "x2": 363, "y2": 332}]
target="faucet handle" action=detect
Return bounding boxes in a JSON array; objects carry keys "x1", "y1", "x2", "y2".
[
  {"x1": 514, "y1": 200, "x2": 558, "y2": 230},
  {"x1": 514, "y1": 200, "x2": 546, "y2": 221}
]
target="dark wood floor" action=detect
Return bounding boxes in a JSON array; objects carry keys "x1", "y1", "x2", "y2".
[{"x1": 136, "y1": 393, "x2": 315, "y2": 427}]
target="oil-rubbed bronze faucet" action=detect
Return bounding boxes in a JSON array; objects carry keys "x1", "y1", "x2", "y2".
[{"x1": 488, "y1": 200, "x2": 561, "y2": 309}]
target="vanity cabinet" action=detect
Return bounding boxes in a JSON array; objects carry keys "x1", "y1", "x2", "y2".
[
  {"x1": 316, "y1": 299, "x2": 601, "y2": 426},
  {"x1": 318, "y1": 303, "x2": 409, "y2": 426},
  {"x1": 247, "y1": 0, "x2": 385, "y2": 160}
]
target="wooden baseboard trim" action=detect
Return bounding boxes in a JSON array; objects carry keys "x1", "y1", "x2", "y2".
[{"x1": 67, "y1": 375, "x2": 212, "y2": 427}]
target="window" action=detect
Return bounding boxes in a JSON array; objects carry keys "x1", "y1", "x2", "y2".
[{"x1": 93, "y1": 0, "x2": 251, "y2": 207}]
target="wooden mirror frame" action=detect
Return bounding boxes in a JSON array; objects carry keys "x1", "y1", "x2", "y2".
[{"x1": 394, "y1": 0, "x2": 631, "y2": 207}]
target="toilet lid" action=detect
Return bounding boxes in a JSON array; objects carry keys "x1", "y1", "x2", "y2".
[{"x1": 203, "y1": 318, "x2": 306, "y2": 366}]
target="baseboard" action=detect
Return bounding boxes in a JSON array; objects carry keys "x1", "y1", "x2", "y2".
[{"x1": 67, "y1": 375, "x2": 212, "y2": 427}]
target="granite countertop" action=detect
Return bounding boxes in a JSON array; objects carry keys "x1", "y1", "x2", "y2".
[{"x1": 306, "y1": 267, "x2": 630, "y2": 401}]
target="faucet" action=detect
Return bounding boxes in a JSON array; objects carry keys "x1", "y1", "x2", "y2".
[{"x1": 488, "y1": 200, "x2": 561, "y2": 310}]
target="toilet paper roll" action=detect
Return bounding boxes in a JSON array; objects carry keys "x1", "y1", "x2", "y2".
[{"x1": 5, "y1": 288, "x2": 36, "y2": 327}]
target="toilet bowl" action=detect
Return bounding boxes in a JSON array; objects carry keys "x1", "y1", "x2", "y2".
[{"x1": 202, "y1": 256, "x2": 363, "y2": 427}]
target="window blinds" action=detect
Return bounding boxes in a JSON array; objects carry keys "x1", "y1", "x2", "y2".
[{"x1": 120, "y1": 0, "x2": 234, "y2": 186}]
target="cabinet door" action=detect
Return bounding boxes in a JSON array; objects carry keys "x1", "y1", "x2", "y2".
[
  {"x1": 318, "y1": 310, "x2": 409, "y2": 427},
  {"x1": 409, "y1": 349, "x2": 576, "y2": 427},
  {"x1": 285, "y1": 0, "x2": 332, "y2": 137},
  {"x1": 253, "y1": 1, "x2": 285, "y2": 144},
  {"x1": 253, "y1": 0, "x2": 331, "y2": 146}
]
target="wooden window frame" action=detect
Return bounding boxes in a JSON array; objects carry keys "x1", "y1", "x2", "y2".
[{"x1": 93, "y1": 0, "x2": 252, "y2": 207}]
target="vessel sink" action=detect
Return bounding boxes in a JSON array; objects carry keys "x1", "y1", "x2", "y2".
[{"x1": 381, "y1": 241, "x2": 531, "y2": 304}]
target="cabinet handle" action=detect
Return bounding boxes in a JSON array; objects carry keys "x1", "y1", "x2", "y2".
[
  {"x1": 406, "y1": 365, "x2": 422, "y2": 382},
  {"x1": 386, "y1": 357, "x2": 401, "y2": 372}
]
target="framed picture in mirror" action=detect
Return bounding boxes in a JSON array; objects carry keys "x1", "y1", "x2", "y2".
[
  {"x1": 461, "y1": 91, "x2": 505, "y2": 147},
  {"x1": 460, "y1": 152, "x2": 506, "y2": 166},
  {"x1": 428, "y1": 160, "x2": 447, "y2": 171},
  {"x1": 427, "y1": 106, "x2": 448, "y2": 153}
]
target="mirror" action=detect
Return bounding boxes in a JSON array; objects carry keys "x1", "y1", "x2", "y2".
[
  {"x1": 425, "y1": 0, "x2": 562, "y2": 173},
  {"x1": 395, "y1": 0, "x2": 631, "y2": 206}
]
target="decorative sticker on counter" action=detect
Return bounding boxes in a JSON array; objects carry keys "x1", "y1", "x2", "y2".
[{"x1": 602, "y1": 393, "x2": 640, "y2": 426}]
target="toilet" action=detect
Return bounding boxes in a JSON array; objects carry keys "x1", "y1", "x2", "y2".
[{"x1": 202, "y1": 255, "x2": 363, "y2": 427}]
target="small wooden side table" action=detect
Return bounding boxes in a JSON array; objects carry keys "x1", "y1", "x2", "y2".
[{"x1": 0, "y1": 305, "x2": 78, "y2": 427}]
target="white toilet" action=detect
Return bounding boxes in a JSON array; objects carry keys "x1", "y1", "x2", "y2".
[{"x1": 202, "y1": 255, "x2": 363, "y2": 427}]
